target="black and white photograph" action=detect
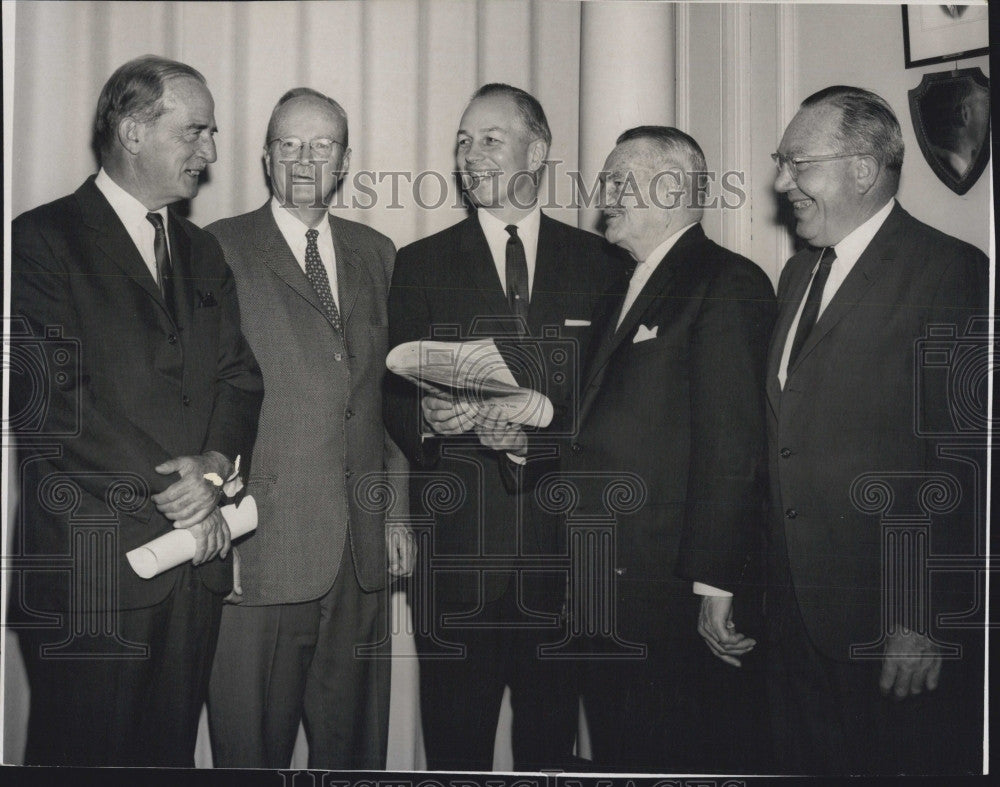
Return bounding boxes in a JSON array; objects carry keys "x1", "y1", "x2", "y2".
[{"x1": 1, "y1": 1, "x2": 994, "y2": 785}]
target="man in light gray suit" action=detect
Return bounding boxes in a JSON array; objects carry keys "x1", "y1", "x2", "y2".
[{"x1": 206, "y1": 88, "x2": 414, "y2": 769}]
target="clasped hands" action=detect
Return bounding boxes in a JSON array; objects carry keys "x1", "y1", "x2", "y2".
[
  {"x1": 151, "y1": 450, "x2": 233, "y2": 565},
  {"x1": 421, "y1": 393, "x2": 527, "y2": 454}
]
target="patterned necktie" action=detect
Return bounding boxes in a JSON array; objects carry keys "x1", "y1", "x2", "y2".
[
  {"x1": 505, "y1": 224, "x2": 530, "y2": 324},
  {"x1": 146, "y1": 212, "x2": 176, "y2": 320},
  {"x1": 304, "y1": 228, "x2": 342, "y2": 333},
  {"x1": 788, "y1": 246, "x2": 837, "y2": 368}
]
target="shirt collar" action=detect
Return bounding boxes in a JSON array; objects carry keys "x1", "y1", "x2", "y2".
[
  {"x1": 477, "y1": 205, "x2": 541, "y2": 247},
  {"x1": 831, "y1": 198, "x2": 895, "y2": 264},
  {"x1": 95, "y1": 167, "x2": 167, "y2": 229},
  {"x1": 269, "y1": 197, "x2": 332, "y2": 244},
  {"x1": 639, "y1": 221, "x2": 698, "y2": 271}
]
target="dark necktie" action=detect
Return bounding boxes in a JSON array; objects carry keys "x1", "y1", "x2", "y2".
[
  {"x1": 505, "y1": 224, "x2": 530, "y2": 324},
  {"x1": 788, "y1": 246, "x2": 836, "y2": 368},
  {"x1": 304, "y1": 228, "x2": 343, "y2": 333},
  {"x1": 146, "y1": 212, "x2": 176, "y2": 320}
]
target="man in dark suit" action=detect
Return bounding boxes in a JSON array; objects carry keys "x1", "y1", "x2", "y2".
[
  {"x1": 766, "y1": 86, "x2": 988, "y2": 774},
  {"x1": 206, "y1": 88, "x2": 412, "y2": 769},
  {"x1": 384, "y1": 83, "x2": 621, "y2": 771},
  {"x1": 10, "y1": 55, "x2": 263, "y2": 766},
  {"x1": 564, "y1": 126, "x2": 775, "y2": 772}
]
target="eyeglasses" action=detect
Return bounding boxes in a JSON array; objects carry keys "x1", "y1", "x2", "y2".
[
  {"x1": 770, "y1": 151, "x2": 875, "y2": 180},
  {"x1": 267, "y1": 137, "x2": 345, "y2": 158}
]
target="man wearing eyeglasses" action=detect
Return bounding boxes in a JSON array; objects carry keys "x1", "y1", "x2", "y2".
[
  {"x1": 205, "y1": 88, "x2": 414, "y2": 769},
  {"x1": 766, "y1": 86, "x2": 987, "y2": 774}
]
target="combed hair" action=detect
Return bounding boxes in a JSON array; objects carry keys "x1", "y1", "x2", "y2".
[
  {"x1": 802, "y1": 85, "x2": 904, "y2": 171},
  {"x1": 266, "y1": 87, "x2": 349, "y2": 147},
  {"x1": 93, "y1": 55, "x2": 206, "y2": 160},
  {"x1": 616, "y1": 125, "x2": 708, "y2": 175},
  {"x1": 471, "y1": 83, "x2": 552, "y2": 147}
]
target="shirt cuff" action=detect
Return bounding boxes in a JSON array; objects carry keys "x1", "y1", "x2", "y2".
[
  {"x1": 506, "y1": 452, "x2": 527, "y2": 465},
  {"x1": 692, "y1": 581, "x2": 732, "y2": 597}
]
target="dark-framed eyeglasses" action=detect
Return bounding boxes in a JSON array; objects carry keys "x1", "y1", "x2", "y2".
[
  {"x1": 770, "y1": 151, "x2": 875, "y2": 180},
  {"x1": 267, "y1": 137, "x2": 345, "y2": 159}
]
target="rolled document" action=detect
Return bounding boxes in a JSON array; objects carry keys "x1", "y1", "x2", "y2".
[
  {"x1": 386, "y1": 339, "x2": 554, "y2": 428},
  {"x1": 126, "y1": 496, "x2": 257, "y2": 579}
]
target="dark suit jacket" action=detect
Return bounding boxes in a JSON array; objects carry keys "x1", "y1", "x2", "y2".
[
  {"x1": 11, "y1": 176, "x2": 263, "y2": 612},
  {"x1": 563, "y1": 223, "x2": 775, "y2": 623},
  {"x1": 766, "y1": 202, "x2": 988, "y2": 660},
  {"x1": 207, "y1": 205, "x2": 396, "y2": 603},
  {"x1": 384, "y1": 212, "x2": 622, "y2": 610}
]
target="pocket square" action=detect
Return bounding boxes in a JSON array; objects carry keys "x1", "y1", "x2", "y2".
[
  {"x1": 633, "y1": 324, "x2": 658, "y2": 343},
  {"x1": 196, "y1": 289, "x2": 218, "y2": 308},
  {"x1": 563, "y1": 318, "x2": 591, "y2": 327}
]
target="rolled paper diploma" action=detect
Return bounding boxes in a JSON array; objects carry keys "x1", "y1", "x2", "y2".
[{"x1": 126, "y1": 496, "x2": 257, "y2": 579}]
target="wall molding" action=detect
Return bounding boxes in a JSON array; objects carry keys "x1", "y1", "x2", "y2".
[
  {"x1": 775, "y1": 2, "x2": 798, "y2": 271},
  {"x1": 674, "y1": 1, "x2": 690, "y2": 133},
  {"x1": 720, "y1": 2, "x2": 752, "y2": 257}
]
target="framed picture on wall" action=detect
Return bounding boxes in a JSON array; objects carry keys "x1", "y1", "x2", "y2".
[{"x1": 902, "y1": 5, "x2": 989, "y2": 68}]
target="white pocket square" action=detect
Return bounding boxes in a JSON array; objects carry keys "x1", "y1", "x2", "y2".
[
  {"x1": 563, "y1": 318, "x2": 591, "y2": 327},
  {"x1": 633, "y1": 324, "x2": 658, "y2": 343}
]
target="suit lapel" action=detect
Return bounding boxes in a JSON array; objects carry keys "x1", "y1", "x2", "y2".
[
  {"x1": 330, "y1": 214, "x2": 361, "y2": 326},
  {"x1": 785, "y1": 205, "x2": 902, "y2": 377},
  {"x1": 75, "y1": 177, "x2": 173, "y2": 321},
  {"x1": 460, "y1": 215, "x2": 510, "y2": 318},
  {"x1": 167, "y1": 211, "x2": 195, "y2": 327},
  {"x1": 765, "y1": 250, "x2": 814, "y2": 413},
  {"x1": 528, "y1": 215, "x2": 564, "y2": 333},
  {"x1": 251, "y1": 204, "x2": 332, "y2": 326},
  {"x1": 581, "y1": 225, "x2": 702, "y2": 404}
]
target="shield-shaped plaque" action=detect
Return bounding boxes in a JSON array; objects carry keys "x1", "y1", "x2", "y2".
[{"x1": 908, "y1": 67, "x2": 990, "y2": 195}]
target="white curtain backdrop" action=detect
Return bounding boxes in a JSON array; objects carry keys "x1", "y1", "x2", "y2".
[{"x1": 9, "y1": 0, "x2": 593, "y2": 247}]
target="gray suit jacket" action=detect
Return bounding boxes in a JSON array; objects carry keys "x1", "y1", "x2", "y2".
[{"x1": 208, "y1": 204, "x2": 396, "y2": 604}]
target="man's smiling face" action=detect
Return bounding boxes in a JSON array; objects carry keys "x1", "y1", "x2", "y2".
[{"x1": 775, "y1": 103, "x2": 869, "y2": 248}]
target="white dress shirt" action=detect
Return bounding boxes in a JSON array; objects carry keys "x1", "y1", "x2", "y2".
[
  {"x1": 777, "y1": 198, "x2": 895, "y2": 388},
  {"x1": 478, "y1": 206, "x2": 541, "y2": 299},
  {"x1": 94, "y1": 168, "x2": 168, "y2": 282},
  {"x1": 616, "y1": 222, "x2": 697, "y2": 329},
  {"x1": 270, "y1": 198, "x2": 340, "y2": 309}
]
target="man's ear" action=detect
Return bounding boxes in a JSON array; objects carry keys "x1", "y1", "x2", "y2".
[
  {"x1": 527, "y1": 138, "x2": 548, "y2": 173},
  {"x1": 118, "y1": 117, "x2": 142, "y2": 155},
  {"x1": 854, "y1": 154, "x2": 879, "y2": 193},
  {"x1": 263, "y1": 148, "x2": 272, "y2": 179},
  {"x1": 338, "y1": 147, "x2": 352, "y2": 179}
]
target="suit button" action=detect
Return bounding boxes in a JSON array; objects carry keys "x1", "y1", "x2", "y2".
[
  {"x1": 181, "y1": 395, "x2": 191, "y2": 406},
  {"x1": 780, "y1": 447, "x2": 792, "y2": 458},
  {"x1": 571, "y1": 442, "x2": 582, "y2": 453},
  {"x1": 334, "y1": 352, "x2": 343, "y2": 362},
  {"x1": 344, "y1": 469, "x2": 353, "y2": 479},
  {"x1": 167, "y1": 334, "x2": 177, "y2": 344},
  {"x1": 614, "y1": 567, "x2": 626, "y2": 576},
  {"x1": 785, "y1": 508, "x2": 797, "y2": 519},
  {"x1": 345, "y1": 409, "x2": 353, "y2": 419}
]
